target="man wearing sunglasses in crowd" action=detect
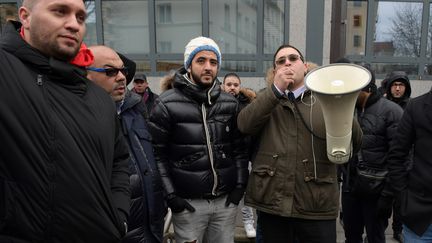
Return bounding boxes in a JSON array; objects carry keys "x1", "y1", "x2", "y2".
[
  {"x1": 87, "y1": 45, "x2": 167, "y2": 243},
  {"x1": 0, "y1": 0, "x2": 131, "y2": 242},
  {"x1": 237, "y1": 44, "x2": 362, "y2": 243}
]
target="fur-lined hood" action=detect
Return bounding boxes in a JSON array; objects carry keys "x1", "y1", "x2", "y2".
[
  {"x1": 238, "y1": 87, "x2": 256, "y2": 104},
  {"x1": 160, "y1": 70, "x2": 176, "y2": 92}
]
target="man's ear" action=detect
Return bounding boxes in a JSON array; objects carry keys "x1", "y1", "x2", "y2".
[{"x1": 18, "y1": 7, "x2": 31, "y2": 29}]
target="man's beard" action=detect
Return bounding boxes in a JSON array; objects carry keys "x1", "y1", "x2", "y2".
[
  {"x1": 31, "y1": 35, "x2": 80, "y2": 61},
  {"x1": 191, "y1": 71, "x2": 214, "y2": 89}
]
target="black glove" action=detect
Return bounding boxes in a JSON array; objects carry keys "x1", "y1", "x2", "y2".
[
  {"x1": 167, "y1": 195, "x2": 195, "y2": 213},
  {"x1": 376, "y1": 195, "x2": 393, "y2": 219},
  {"x1": 225, "y1": 187, "x2": 245, "y2": 207}
]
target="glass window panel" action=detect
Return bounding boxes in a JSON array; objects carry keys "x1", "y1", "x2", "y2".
[
  {"x1": 209, "y1": 0, "x2": 258, "y2": 54},
  {"x1": 156, "y1": 60, "x2": 183, "y2": 72},
  {"x1": 83, "y1": 1, "x2": 97, "y2": 46},
  {"x1": 345, "y1": 1, "x2": 367, "y2": 55},
  {"x1": 134, "y1": 60, "x2": 151, "y2": 73},
  {"x1": 156, "y1": 0, "x2": 201, "y2": 54},
  {"x1": 374, "y1": 2, "x2": 423, "y2": 57},
  {"x1": 371, "y1": 63, "x2": 418, "y2": 76},
  {"x1": 0, "y1": 3, "x2": 18, "y2": 36},
  {"x1": 102, "y1": 0, "x2": 149, "y2": 54},
  {"x1": 427, "y1": 3, "x2": 432, "y2": 57},
  {"x1": 221, "y1": 61, "x2": 256, "y2": 73},
  {"x1": 264, "y1": 0, "x2": 284, "y2": 54}
]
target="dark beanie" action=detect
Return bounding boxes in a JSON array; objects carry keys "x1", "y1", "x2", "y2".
[
  {"x1": 361, "y1": 64, "x2": 377, "y2": 93},
  {"x1": 117, "y1": 52, "x2": 136, "y2": 85}
]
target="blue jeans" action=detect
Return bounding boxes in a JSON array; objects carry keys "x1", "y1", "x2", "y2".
[
  {"x1": 403, "y1": 224, "x2": 432, "y2": 242},
  {"x1": 172, "y1": 195, "x2": 238, "y2": 243}
]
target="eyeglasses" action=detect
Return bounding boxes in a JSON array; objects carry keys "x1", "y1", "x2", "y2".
[
  {"x1": 87, "y1": 67, "x2": 128, "y2": 77},
  {"x1": 274, "y1": 54, "x2": 303, "y2": 66}
]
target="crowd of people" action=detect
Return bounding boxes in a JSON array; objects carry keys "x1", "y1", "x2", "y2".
[{"x1": 1, "y1": 0, "x2": 431, "y2": 243}]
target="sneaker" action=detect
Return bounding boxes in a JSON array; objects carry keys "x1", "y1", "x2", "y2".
[
  {"x1": 244, "y1": 223, "x2": 256, "y2": 238},
  {"x1": 393, "y1": 232, "x2": 403, "y2": 243}
]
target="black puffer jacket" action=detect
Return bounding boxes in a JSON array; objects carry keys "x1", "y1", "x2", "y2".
[
  {"x1": 343, "y1": 91, "x2": 403, "y2": 193},
  {"x1": 0, "y1": 21, "x2": 130, "y2": 242},
  {"x1": 149, "y1": 67, "x2": 248, "y2": 199}
]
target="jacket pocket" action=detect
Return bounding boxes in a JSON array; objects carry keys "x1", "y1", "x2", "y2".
[
  {"x1": 134, "y1": 128, "x2": 152, "y2": 142},
  {"x1": 247, "y1": 164, "x2": 282, "y2": 206},
  {"x1": 294, "y1": 160, "x2": 338, "y2": 214}
]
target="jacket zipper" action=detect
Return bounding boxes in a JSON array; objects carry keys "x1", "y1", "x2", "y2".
[{"x1": 202, "y1": 103, "x2": 218, "y2": 195}]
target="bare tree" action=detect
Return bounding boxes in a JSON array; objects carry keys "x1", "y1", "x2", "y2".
[{"x1": 389, "y1": 3, "x2": 422, "y2": 57}]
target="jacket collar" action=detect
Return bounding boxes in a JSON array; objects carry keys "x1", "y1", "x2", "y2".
[
  {"x1": 1, "y1": 21, "x2": 88, "y2": 96},
  {"x1": 173, "y1": 67, "x2": 221, "y2": 105},
  {"x1": 120, "y1": 90, "x2": 142, "y2": 113}
]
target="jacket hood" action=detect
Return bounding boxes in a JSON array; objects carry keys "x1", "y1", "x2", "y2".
[
  {"x1": 0, "y1": 21, "x2": 88, "y2": 95},
  {"x1": 238, "y1": 88, "x2": 256, "y2": 103},
  {"x1": 121, "y1": 90, "x2": 142, "y2": 112},
  {"x1": 171, "y1": 67, "x2": 221, "y2": 105},
  {"x1": 160, "y1": 71, "x2": 176, "y2": 92},
  {"x1": 386, "y1": 71, "x2": 411, "y2": 100}
]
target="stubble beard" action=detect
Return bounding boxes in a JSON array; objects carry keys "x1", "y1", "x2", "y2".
[
  {"x1": 191, "y1": 71, "x2": 214, "y2": 89},
  {"x1": 29, "y1": 32, "x2": 80, "y2": 61}
]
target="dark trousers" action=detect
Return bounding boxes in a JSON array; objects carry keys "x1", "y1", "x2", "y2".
[
  {"x1": 342, "y1": 192, "x2": 389, "y2": 243},
  {"x1": 259, "y1": 211, "x2": 336, "y2": 243},
  {"x1": 392, "y1": 198, "x2": 403, "y2": 234}
]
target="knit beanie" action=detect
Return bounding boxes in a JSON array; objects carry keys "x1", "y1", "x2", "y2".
[{"x1": 184, "y1": 36, "x2": 221, "y2": 69}]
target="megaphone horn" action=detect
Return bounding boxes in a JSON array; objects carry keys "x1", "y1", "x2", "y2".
[{"x1": 304, "y1": 63, "x2": 371, "y2": 164}]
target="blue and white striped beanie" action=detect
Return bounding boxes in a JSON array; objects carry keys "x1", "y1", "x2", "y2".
[{"x1": 184, "y1": 36, "x2": 221, "y2": 70}]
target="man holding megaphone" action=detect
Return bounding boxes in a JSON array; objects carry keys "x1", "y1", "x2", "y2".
[{"x1": 237, "y1": 44, "x2": 362, "y2": 243}]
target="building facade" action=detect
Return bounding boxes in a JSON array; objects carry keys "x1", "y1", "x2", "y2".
[{"x1": 1, "y1": 0, "x2": 431, "y2": 95}]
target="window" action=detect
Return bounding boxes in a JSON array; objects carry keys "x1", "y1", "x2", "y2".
[
  {"x1": 83, "y1": 1, "x2": 97, "y2": 46},
  {"x1": 101, "y1": 0, "x2": 149, "y2": 54},
  {"x1": 158, "y1": 41, "x2": 172, "y2": 53},
  {"x1": 210, "y1": 0, "x2": 258, "y2": 56},
  {"x1": 375, "y1": 2, "x2": 422, "y2": 57},
  {"x1": 353, "y1": 15, "x2": 361, "y2": 27},
  {"x1": 264, "y1": 0, "x2": 284, "y2": 54},
  {"x1": 157, "y1": 3, "x2": 172, "y2": 23},
  {"x1": 354, "y1": 1, "x2": 363, "y2": 7},
  {"x1": 353, "y1": 35, "x2": 361, "y2": 47},
  {"x1": 156, "y1": 0, "x2": 202, "y2": 54}
]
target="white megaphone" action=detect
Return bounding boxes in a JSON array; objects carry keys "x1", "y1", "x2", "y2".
[{"x1": 304, "y1": 63, "x2": 371, "y2": 164}]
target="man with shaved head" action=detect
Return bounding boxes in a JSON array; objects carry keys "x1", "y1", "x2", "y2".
[
  {"x1": 87, "y1": 45, "x2": 166, "y2": 243},
  {"x1": 87, "y1": 45, "x2": 128, "y2": 102},
  {"x1": 0, "y1": 0, "x2": 131, "y2": 242}
]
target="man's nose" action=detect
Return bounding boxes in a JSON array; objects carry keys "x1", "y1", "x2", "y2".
[{"x1": 65, "y1": 15, "x2": 81, "y2": 32}]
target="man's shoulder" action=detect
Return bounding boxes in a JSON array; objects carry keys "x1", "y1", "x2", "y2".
[{"x1": 218, "y1": 91, "x2": 238, "y2": 103}]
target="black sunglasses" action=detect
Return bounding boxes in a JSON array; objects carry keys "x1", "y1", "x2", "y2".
[
  {"x1": 274, "y1": 54, "x2": 303, "y2": 66},
  {"x1": 87, "y1": 67, "x2": 128, "y2": 77}
]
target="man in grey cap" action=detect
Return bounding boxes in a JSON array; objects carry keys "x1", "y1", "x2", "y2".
[{"x1": 132, "y1": 73, "x2": 158, "y2": 113}]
